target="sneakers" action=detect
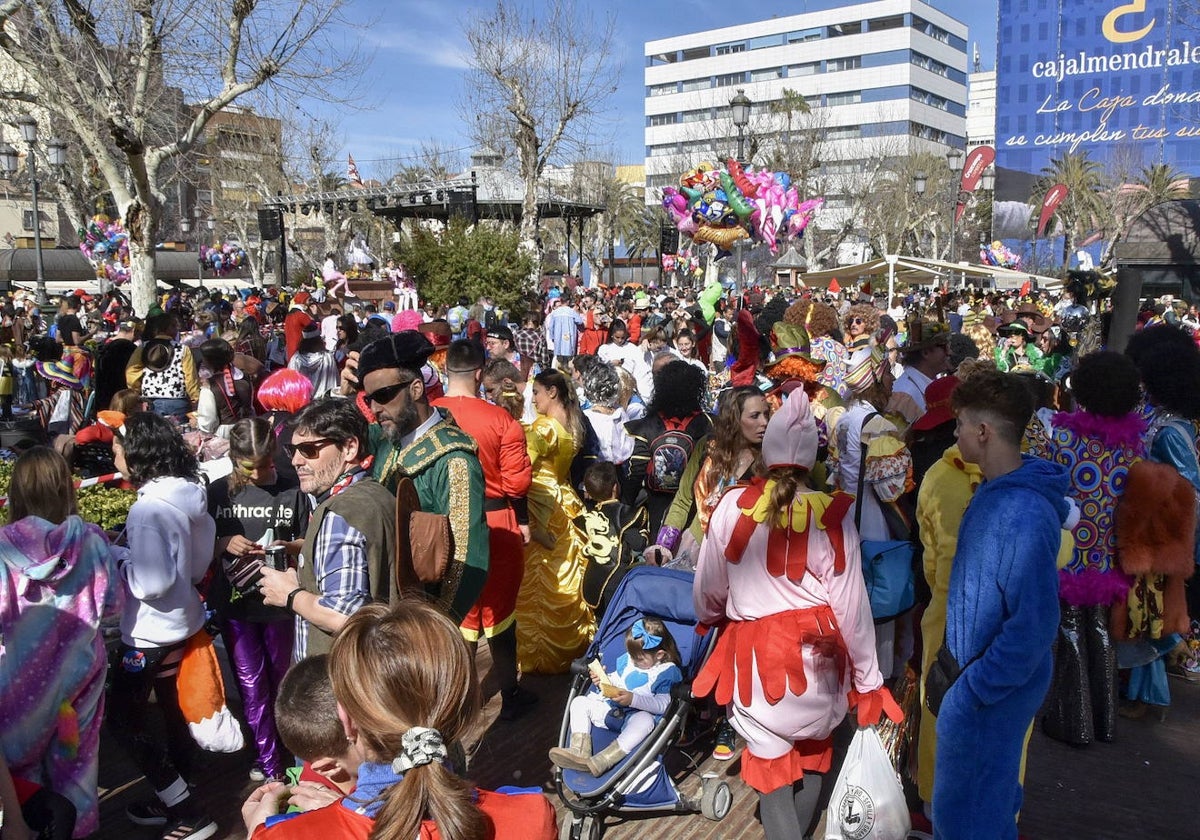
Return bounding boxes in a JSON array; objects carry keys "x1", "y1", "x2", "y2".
[
  {"x1": 160, "y1": 815, "x2": 218, "y2": 840},
  {"x1": 499, "y1": 685, "x2": 539, "y2": 721},
  {"x1": 126, "y1": 799, "x2": 169, "y2": 827},
  {"x1": 248, "y1": 765, "x2": 268, "y2": 783},
  {"x1": 711, "y1": 720, "x2": 737, "y2": 761}
]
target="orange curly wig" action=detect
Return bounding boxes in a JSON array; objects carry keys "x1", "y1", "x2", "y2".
[{"x1": 783, "y1": 299, "x2": 840, "y2": 338}]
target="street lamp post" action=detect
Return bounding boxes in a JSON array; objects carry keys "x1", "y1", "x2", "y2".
[
  {"x1": 205, "y1": 218, "x2": 214, "y2": 286},
  {"x1": 947, "y1": 148, "x2": 964, "y2": 279},
  {"x1": 0, "y1": 117, "x2": 66, "y2": 306},
  {"x1": 729, "y1": 88, "x2": 752, "y2": 306}
]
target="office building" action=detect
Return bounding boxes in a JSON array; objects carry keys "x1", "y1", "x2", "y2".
[{"x1": 643, "y1": 0, "x2": 969, "y2": 231}]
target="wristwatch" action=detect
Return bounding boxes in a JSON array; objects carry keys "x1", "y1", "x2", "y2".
[{"x1": 285, "y1": 587, "x2": 305, "y2": 614}]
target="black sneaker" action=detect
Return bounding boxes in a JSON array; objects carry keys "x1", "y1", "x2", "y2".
[
  {"x1": 126, "y1": 799, "x2": 169, "y2": 827},
  {"x1": 712, "y1": 720, "x2": 737, "y2": 761},
  {"x1": 160, "y1": 814, "x2": 218, "y2": 840},
  {"x1": 499, "y1": 685, "x2": 539, "y2": 721}
]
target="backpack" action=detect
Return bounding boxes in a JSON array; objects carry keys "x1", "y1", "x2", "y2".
[
  {"x1": 645, "y1": 413, "x2": 699, "y2": 494},
  {"x1": 576, "y1": 501, "x2": 648, "y2": 618}
]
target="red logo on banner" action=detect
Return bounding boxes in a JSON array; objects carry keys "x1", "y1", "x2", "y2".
[
  {"x1": 1037, "y1": 184, "x2": 1069, "y2": 238},
  {"x1": 955, "y1": 146, "x2": 996, "y2": 223}
]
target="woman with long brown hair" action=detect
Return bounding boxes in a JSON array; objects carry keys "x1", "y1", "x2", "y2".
[
  {"x1": 651, "y1": 386, "x2": 770, "y2": 567},
  {"x1": 242, "y1": 600, "x2": 556, "y2": 840},
  {"x1": 513, "y1": 369, "x2": 594, "y2": 673},
  {"x1": 693, "y1": 392, "x2": 899, "y2": 840}
]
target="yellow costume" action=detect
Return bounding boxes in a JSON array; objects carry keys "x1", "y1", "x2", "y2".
[{"x1": 515, "y1": 415, "x2": 595, "y2": 673}]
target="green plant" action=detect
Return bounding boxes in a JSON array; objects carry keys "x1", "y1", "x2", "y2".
[
  {"x1": 403, "y1": 218, "x2": 534, "y2": 312},
  {"x1": 76, "y1": 486, "x2": 137, "y2": 531}
]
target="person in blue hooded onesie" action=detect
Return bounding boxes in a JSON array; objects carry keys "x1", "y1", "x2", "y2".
[{"x1": 934, "y1": 369, "x2": 1069, "y2": 840}]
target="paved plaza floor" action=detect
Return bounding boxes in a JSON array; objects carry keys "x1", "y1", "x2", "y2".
[{"x1": 93, "y1": 644, "x2": 1199, "y2": 840}]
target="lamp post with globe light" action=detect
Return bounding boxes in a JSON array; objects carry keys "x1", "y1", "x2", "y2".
[
  {"x1": 729, "y1": 88, "x2": 752, "y2": 307},
  {"x1": 0, "y1": 116, "x2": 66, "y2": 306}
]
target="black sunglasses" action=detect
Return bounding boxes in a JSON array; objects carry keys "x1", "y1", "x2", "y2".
[
  {"x1": 364, "y1": 379, "x2": 412, "y2": 406},
  {"x1": 283, "y1": 438, "x2": 339, "y2": 460}
]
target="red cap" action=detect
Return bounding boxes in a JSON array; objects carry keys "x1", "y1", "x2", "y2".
[
  {"x1": 292, "y1": 292, "x2": 311, "y2": 305},
  {"x1": 72, "y1": 288, "x2": 93, "y2": 301}
]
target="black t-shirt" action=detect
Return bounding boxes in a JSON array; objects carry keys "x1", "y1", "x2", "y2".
[
  {"x1": 207, "y1": 477, "x2": 312, "y2": 622},
  {"x1": 56, "y1": 313, "x2": 84, "y2": 345}
]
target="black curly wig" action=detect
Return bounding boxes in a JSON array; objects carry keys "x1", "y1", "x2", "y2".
[
  {"x1": 1124, "y1": 324, "x2": 1195, "y2": 370},
  {"x1": 1071, "y1": 351, "x2": 1141, "y2": 417},
  {"x1": 1137, "y1": 341, "x2": 1200, "y2": 419},
  {"x1": 647, "y1": 359, "x2": 707, "y2": 418}
]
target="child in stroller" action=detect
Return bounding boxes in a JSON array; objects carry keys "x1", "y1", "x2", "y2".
[
  {"x1": 549, "y1": 618, "x2": 682, "y2": 776},
  {"x1": 552, "y1": 566, "x2": 732, "y2": 840}
]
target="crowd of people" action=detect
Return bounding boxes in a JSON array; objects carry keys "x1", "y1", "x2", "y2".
[{"x1": 1, "y1": 269, "x2": 1198, "y2": 840}]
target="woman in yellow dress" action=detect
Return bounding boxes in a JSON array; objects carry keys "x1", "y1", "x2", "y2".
[{"x1": 516, "y1": 369, "x2": 595, "y2": 673}]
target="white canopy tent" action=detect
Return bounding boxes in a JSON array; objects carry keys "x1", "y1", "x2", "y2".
[{"x1": 799, "y1": 256, "x2": 1063, "y2": 300}]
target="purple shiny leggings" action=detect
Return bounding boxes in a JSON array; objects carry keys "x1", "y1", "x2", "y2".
[{"x1": 223, "y1": 617, "x2": 294, "y2": 778}]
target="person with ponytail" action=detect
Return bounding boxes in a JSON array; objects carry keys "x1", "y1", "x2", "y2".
[
  {"x1": 241, "y1": 600, "x2": 557, "y2": 840},
  {"x1": 207, "y1": 418, "x2": 311, "y2": 782},
  {"x1": 692, "y1": 390, "x2": 901, "y2": 840}
]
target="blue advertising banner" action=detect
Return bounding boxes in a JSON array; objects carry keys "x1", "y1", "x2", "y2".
[{"x1": 993, "y1": 0, "x2": 1200, "y2": 265}]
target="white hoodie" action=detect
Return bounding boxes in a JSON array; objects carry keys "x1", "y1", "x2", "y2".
[{"x1": 116, "y1": 476, "x2": 217, "y2": 648}]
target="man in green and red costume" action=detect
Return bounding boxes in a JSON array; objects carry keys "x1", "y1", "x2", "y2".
[{"x1": 352, "y1": 331, "x2": 490, "y2": 622}]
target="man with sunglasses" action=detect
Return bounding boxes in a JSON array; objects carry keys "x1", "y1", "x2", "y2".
[
  {"x1": 354, "y1": 331, "x2": 490, "y2": 623},
  {"x1": 258, "y1": 397, "x2": 397, "y2": 661}
]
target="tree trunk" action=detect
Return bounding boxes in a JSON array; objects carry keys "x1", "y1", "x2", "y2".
[
  {"x1": 128, "y1": 239, "x2": 158, "y2": 316},
  {"x1": 519, "y1": 169, "x2": 541, "y2": 286}
]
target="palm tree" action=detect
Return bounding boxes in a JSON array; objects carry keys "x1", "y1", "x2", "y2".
[
  {"x1": 1029, "y1": 152, "x2": 1108, "y2": 265},
  {"x1": 1101, "y1": 162, "x2": 1191, "y2": 266},
  {"x1": 585, "y1": 178, "x2": 651, "y2": 285},
  {"x1": 764, "y1": 88, "x2": 811, "y2": 173}
]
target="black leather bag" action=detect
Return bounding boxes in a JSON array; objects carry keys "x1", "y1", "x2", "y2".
[
  {"x1": 925, "y1": 637, "x2": 982, "y2": 716},
  {"x1": 925, "y1": 643, "x2": 962, "y2": 716}
]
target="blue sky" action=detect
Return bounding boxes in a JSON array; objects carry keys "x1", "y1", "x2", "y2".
[{"x1": 323, "y1": 0, "x2": 998, "y2": 180}]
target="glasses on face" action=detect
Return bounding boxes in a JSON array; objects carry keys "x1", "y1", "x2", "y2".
[
  {"x1": 284, "y1": 438, "x2": 340, "y2": 460},
  {"x1": 364, "y1": 380, "x2": 410, "y2": 406},
  {"x1": 851, "y1": 318, "x2": 864, "y2": 325}
]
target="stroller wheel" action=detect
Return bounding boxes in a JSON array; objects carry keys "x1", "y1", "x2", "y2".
[
  {"x1": 700, "y1": 774, "x2": 733, "y2": 821},
  {"x1": 559, "y1": 814, "x2": 603, "y2": 840}
]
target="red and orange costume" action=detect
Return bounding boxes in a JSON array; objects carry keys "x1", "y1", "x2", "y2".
[{"x1": 434, "y1": 395, "x2": 533, "y2": 640}]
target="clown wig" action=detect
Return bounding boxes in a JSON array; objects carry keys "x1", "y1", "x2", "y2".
[{"x1": 257, "y1": 368, "x2": 315, "y2": 414}]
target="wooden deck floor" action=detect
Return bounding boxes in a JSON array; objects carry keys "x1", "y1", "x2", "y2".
[{"x1": 94, "y1": 643, "x2": 1200, "y2": 840}]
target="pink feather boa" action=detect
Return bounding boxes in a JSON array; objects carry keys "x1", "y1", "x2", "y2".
[
  {"x1": 1059, "y1": 567, "x2": 1132, "y2": 607},
  {"x1": 1051, "y1": 410, "x2": 1147, "y2": 452}
]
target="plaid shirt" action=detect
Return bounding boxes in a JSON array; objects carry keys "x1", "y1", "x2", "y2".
[
  {"x1": 293, "y1": 479, "x2": 370, "y2": 661},
  {"x1": 514, "y1": 326, "x2": 552, "y2": 369}
]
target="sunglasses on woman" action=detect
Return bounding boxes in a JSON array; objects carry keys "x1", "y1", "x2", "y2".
[{"x1": 283, "y1": 438, "x2": 340, "y2": 460}]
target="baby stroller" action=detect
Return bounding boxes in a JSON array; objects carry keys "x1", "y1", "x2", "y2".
[{"x1": 553, "y1": 566, "x2": 732, "y2": 839}]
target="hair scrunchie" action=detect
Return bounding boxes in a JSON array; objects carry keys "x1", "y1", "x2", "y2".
[{"x1": 391, "y1": 726, "x2": 448, "y2": 774}]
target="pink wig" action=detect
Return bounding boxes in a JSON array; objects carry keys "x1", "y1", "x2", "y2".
[
  {"x1": 392, "y1": 310, "x2": 423, "y2": 333},
  {"x1": 258, "y1": 368, "x2": 314, "y2": 413}
]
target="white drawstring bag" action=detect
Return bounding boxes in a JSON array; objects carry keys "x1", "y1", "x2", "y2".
[{"x1": 824, "y1": 726, "x2": 911, "y2": 840}]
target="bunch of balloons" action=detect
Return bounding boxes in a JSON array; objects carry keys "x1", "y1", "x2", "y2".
[
  {"x1": 661, "y1": 159, "x2": 824, "y2": 257},
  {"x1": 78, "y1": 214, "x2": 131, "y2": 285},
  {"x1": 661, "y1": 250, "x2": 701, "y2": 277},
  {"x1": 200, "y1": 242, "x2": 247, "y2": 276},
  {"x1": 980, "y1": 240, "x2": 1021, "y2": 269}
]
